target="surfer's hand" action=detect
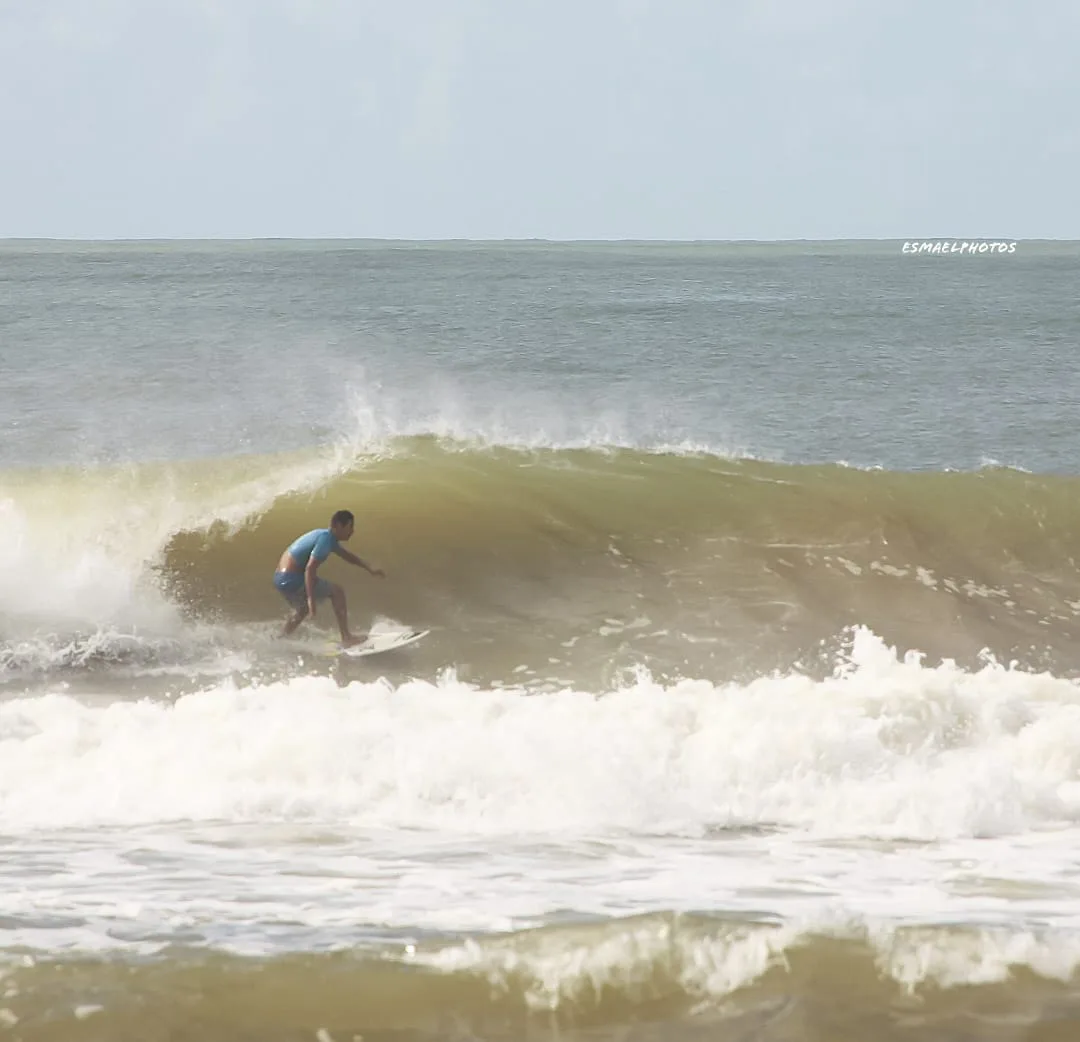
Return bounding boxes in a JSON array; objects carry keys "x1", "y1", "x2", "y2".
[{"x1": 370, "y1": 566, "x2": 386, "y2": 579}]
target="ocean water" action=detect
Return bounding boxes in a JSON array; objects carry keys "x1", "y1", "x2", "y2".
[{"x1": 2, "y1": 239, "x2": 1080, "y2": 1040}]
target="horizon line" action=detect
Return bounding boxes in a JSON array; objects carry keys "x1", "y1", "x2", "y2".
[{"x1": 0, "y1": 235, "x2": 1068, "y2": 245}]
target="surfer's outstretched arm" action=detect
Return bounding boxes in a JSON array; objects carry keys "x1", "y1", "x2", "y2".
[{"x1": 334, "y1": 546, "x2": 385, "y2": 578}]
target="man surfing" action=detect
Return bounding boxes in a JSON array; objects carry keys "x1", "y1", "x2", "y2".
[{"x1": 274, "y1": 509, "x2": 385, "y2": 647}]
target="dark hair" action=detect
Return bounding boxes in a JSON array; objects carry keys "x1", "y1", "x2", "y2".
[{"x1": 331, "y1": 510, "x2": 355, "y2": 528}]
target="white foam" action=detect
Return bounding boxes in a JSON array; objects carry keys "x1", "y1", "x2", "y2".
[
  {"x1": 414, "y1": 917, "x2": 795, "y2": 1011},
  {"x1": 3, "y1": 628, "x2": 1080, "y2": 840},
  {"x1": 413, "y1": 913, "x2": 1080, "y2": 1006},
  {"x1": 0, "y1": 450, "x2": 351, "y2": 632},
  {"x1": 7, "y1": 626, "x2": 1080, "y2": 966}
]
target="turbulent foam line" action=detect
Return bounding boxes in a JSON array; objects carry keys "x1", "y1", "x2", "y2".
[{"x1": 4, "y1": 629, "x2": 1080, "y2": 838}]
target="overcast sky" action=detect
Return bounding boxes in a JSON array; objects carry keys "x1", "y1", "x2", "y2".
[{"x1": 1, "y1": 0, "x2": 1076, "y2": 240}]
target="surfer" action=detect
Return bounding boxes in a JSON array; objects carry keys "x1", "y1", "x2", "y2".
[{"x1": 273, "y1": 510, "x2": 385, "y2": 646}]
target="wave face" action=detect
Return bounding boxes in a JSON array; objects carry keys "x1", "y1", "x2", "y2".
[{"x1": 5, "y1": 438, "x2": 1080, "y2": 686}]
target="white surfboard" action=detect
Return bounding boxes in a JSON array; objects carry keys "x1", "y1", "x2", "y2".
[{"x1": 333, "y1": 628, "x2": 429, "y2": 658}]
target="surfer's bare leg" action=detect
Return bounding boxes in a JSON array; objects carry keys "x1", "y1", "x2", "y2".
[
  {"x1": 281, "y1": 605, "x2": 308, "y2": 637},
  {"x1": 330, "y1": 584, "x2": 365, "y2": 646}
]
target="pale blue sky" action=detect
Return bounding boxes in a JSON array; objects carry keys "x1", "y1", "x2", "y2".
[{"x1": 1, "y1": 0, "x2": 1076, "y2": 239}]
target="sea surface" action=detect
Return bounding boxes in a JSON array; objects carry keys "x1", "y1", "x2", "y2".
[{"x1": 2, "y1": 239, "x2": 1080, "y2": 1040}]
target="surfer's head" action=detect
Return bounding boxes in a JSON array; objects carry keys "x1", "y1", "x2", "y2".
[{"x1": 330, "y1": 509, "x2": 355, "y2": 541}]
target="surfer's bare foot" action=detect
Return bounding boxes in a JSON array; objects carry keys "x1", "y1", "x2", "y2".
[{"x1": 341, "y1": 634, "x2": 367, "y2": 648}]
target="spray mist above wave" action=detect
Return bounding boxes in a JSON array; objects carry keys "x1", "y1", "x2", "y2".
[{"x1": 335, "y1": 378, "x2": 754, "y2": 458}]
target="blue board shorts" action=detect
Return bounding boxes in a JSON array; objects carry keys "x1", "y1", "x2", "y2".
[{"x1": 273, "y1": 571, "x2": 333, "y2": 611}]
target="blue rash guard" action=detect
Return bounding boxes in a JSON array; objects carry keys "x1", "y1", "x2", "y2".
[
  {"x1": 273, "y1": 528, "x2": 340, "y2": 605},
  {"x1": 286, "y1": 528, "x2": 340, "y2": 569}
]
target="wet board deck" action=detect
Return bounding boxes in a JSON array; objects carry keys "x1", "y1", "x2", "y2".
[{"x1": 331, "y1": 629, "x2": 429, "y2": 658}]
